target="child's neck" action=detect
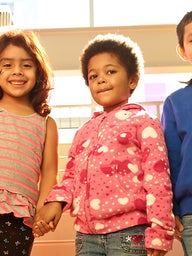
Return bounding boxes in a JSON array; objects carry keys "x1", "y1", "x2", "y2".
[{"x1": 0, "y1": 97, "x2": 34, "y2": 116}]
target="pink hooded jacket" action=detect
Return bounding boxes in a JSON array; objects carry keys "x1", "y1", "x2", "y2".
[{"x1": 46, "y1": 103, "x2": 174, "y2": 251}]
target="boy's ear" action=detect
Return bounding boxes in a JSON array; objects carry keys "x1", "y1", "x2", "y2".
[
  {"x1": 129, "y1": 75, "x2": 139, "y2": 90},
  {"x1": 176, "y1": 44, "x2": 187, "y2": 61}
]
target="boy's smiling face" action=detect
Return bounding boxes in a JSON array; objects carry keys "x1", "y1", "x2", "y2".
[
  {"x1": 87, "y1": 52, "x2": 137, "y2": 113},
  {"x1": 178, "y1": 22, "x2": 192, "y2": 63}
]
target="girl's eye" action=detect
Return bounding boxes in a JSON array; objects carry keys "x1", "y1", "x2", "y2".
[
  {"x1": 2, "y1": 63, "x2": 12, "y2": 68},
  {"x1": 22, "y1": 61, "x2": 35, "y2": 68},
  {"x1": 23, "y1": 63, "x2": 32, "y2": 68}
]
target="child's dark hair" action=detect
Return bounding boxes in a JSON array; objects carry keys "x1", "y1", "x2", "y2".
[
  {"x1": 0, "y1": 29, "x2": 53, "y2": 116},
  {"x1": 80, "y1": 33, "x2": 144, "y2": 94},
  {"x1": 176, "y1": 11, "x2": 192, "y2": 85},
  {"x1": 176, "y1": 11, "x2": 192, "y2": 48}
]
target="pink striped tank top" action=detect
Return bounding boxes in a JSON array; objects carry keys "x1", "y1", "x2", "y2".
[{"x1": 0, "y1": 107, "x2": 47, "y2": 227}]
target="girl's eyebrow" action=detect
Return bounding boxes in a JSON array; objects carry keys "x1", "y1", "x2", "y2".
[{"x1": 0, "y1": 57, "x2": 34, "y2": 62}]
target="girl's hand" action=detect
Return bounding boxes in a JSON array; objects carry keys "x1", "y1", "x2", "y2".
[
  {"x1": 174, "y1": 215, "x2": 183, "y2": 241},
  {"x1": 33, "y1": 220, "x2": 53, "y2": 238},
  {"x1": 147, "y1": 249, "x2": 167, "y2": 256},
  {"x1": 33, "y1": 202, "x2": 63, "y2": 237}
]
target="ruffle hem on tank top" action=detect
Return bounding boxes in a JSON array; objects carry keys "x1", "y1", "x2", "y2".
[{"x1": 0, "y1": 189, "x2": 36, "y2": 228}]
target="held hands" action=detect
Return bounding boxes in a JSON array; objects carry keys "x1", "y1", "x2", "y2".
[{"x1": 32, "y1": 202, "x2": 63, "y2": 238}]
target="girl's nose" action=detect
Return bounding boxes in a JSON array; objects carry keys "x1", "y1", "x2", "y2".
[{"x1": 12, "y1": 66, "x2": 23, "y2": 75}]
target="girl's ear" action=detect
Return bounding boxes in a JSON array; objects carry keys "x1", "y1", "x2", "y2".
[{"x1": 176, "y1": 44, "x2": 187, "y2": 61}]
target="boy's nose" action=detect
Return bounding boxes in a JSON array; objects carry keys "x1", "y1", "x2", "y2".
[{"x1": 98, "y1": 76, "x2": 106, "y2": 84}]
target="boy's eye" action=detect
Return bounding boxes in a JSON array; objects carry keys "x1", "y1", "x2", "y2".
[
  {"x1": 89, "y1": 74, "x2": 97, "y2": 80},
  {"x1": 107, "y1": 69, "x2": 116, "y2": 74}
]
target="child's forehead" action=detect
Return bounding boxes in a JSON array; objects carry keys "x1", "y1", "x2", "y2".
[
  {"x1": 87, "y1": 53, "x2": 123, "y2": 73},
  {"x1": 90, "y1": 52, "x2": 119, "y2": 61},
  {"x1": 184, "y1": 22, "x2": 192, "y2": 37},
  {"x1": 89, "y1": 52, "x2": 120, "y2": 64},
  {"x1": 0, "y1": 44, "x2": 32, "y2": 59}
]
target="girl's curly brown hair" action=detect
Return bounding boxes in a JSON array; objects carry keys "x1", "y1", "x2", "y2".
[{"x1": 0, "y1": 29, "x2": 53, "y2": 116}]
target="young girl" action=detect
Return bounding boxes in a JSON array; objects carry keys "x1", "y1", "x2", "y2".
[
  {"x1": 33, "y1": 33, "x2": 175, "y2": 256},
  {"x1": 0, "y1": 29, "x2": 58, "y2": 256},
  {"x1": 161, "y1": 11, "x2": 192, "y2": 256}
]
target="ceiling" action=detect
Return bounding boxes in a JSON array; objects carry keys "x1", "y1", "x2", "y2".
[{"x1": 35, "y1": 24, "x2": 190, "y2": 72}]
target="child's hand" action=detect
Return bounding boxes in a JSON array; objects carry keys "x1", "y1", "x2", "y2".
[
  {"x1": 174, "y1": 215, "x2": 183, "y2": 241},
  {"x1": 147, "y1": 249, "x2": 167, "y2": 256},
  {"x1": 33, "y1": 202, "x2": 63, "y2": 237},
  {"x1": 33, "y1": 220, "x2": 53, "y2": 238}
]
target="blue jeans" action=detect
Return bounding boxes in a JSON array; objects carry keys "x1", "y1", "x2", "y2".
[
  {"x1": 75, "y1": 225, "x2": 147, "y2": 256},
  {"x1": 181, "y1": 215, "x2": 192, "y2": 256}
]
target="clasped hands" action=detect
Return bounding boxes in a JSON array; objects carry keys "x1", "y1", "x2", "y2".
[{"x1": 33, "y1": 201, "x2": 62, "y2": 237}]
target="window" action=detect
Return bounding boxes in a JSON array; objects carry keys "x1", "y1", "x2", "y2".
[
  {"x1": 93, "y1": 0, "x2": 192, "y2": 27},
  {"x1": 0, "y1": 0, "x2": 192, "y2": 29}
]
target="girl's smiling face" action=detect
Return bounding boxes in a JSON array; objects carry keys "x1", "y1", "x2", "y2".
[
  {"x1": 87, "y1": 52, "x2": 137, "y2": 112},
  {"x1": 0, "y1": 44, "x2": 37, "y2": 102}
]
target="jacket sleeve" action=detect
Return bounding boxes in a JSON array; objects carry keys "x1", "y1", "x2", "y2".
[
  {"x1": 139, "y1": 114, "x2": 175, "y2": 251},
  {"x1": 161, "y1": 97, "x2": 181, "y2": 215}
]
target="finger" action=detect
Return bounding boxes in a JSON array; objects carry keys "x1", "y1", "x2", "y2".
[
  {"x1": 160, "y1": 252, "x2": 167, "y2": 256},
  {"x1": 178, "y1": 224, "x2": 184, "y2": 232},
  {"x1": 33, "y1": 221, "x2": 51, "y2": 236},
  {"x1": 38, "y1": 220, "x2": 51, "y2": 232},
  {"x1": 33, "y1": 231, "x2": 40, "y2": 238},
  {"x1": 33, "y1": 226, "x2": 45, "y2": 237},
  {"x1": 147, "y1": 248, "x2": 153, "y2": 256},
  {"x1": 53, "y1": 213, "x2": 62, "y2": 227},
  {"x1": 147, "y1": 249, "x2": 167, "y2": 256},
  {"x1": 49, "y1": 221, "x2": 55, "y2": 230},
  {"x1": 174, "y1": 228, "x2": 182, "y2": 241},
  {"x1": 175, "y1": 234, "x2": 182, "y2": 241}
]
